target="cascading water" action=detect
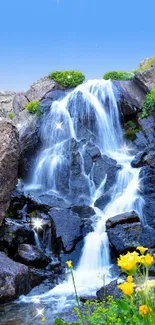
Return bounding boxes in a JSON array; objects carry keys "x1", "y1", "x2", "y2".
[{"x1": 21, "y1": 80, "x2": 144, "y2": 314}]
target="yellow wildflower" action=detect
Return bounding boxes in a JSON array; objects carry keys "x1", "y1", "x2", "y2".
[
  {"x1": 66, "y1": 260, "x2": 72, "y2": 268},
  {"x1": 118, "y1": 281, "x2": 135, "y2": 296},
  {"x1": 144, "y1": 254, "x2": 154, "y2": 267},
  {"x1": 136, "y1": 246, "x2": 148, "y2": 254},
  {"x1": 139, "y1": 305, "x2": 152, "y2": 317},
  {"x1": 42, "y1": 317, "x2": 46, "y2": 322},
  {"x1": 117, "y1": 252, "x2": 139, "y2": 273},
  {"x1": 127, "y1": 275, "x2": 133, "y2": 283}
]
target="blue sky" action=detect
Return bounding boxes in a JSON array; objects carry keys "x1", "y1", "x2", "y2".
[{"x1": 0, "y1": 0, "x2": 155, "y2": 91}]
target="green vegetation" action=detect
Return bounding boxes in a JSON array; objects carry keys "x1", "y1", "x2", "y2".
[
  {"x1": 103, "y1": 71, "x2": 134, "y2": 81},
  {"x1": 141, "y1": 87, "x2": 155, "y2": 118},
  {"x1": 8, "y1": 111, "x2": 15, "y2": 119},
  {"x1": 124, "y1": 121, "x2": 141, "y2": 141},
  {"x1": 138, "y1": 57, "x2": 155, "y2": 72},
  {"x1": 26, "y1": 100, "x2": 42, "y2": 116},
  {"x1": 53, "y1": 248, "x2": 155, "y2": 325},
  {"x1": 49, "y1": 70, "x2": 85, "y2": 88}
]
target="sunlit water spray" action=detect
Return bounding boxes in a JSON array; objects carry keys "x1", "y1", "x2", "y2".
[{"x1": 21, "y1": 80, "x2": 144, "y2": 313}]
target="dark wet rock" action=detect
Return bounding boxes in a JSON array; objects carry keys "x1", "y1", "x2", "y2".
[
  {"x1": 0, "y1": 219, "x2": 35, "y2": 254},
  {"x1": 95, "y1": 193, "x2": 111, "y2": 210},
  {"x1": 29, "y1": 267, "x2": 55, "y2": 287},
  {"x1": 0, "y1": 120, "x2": 20, "y2": 225},
  {"x1": 107, "y1": 223, "x2": 155, "y2": 255},
  {"x1": 71, "y1": 205, "x2": 95, "y2": 219},
  {"x1": 17, "y1": 244, "x2": 50, "y2": 267},
  {"x1": 83, "y1": 142, "x2": 101, "y2": 174},
  {"x1": 139, "y1": 115, "x2": 155, "y2": 144},
  {"x1": 60, "y1": 239, "x2": 84, "y2": 268},
  {"x1": 134, "y1": 64, "x2": 155, "y2": 93},
  {"x1": 96, "y1": 280, "x2": 122, "y2": 301},
  {"x1": 131, "y1": 151, "x2": 147, "y2": 167},
  {"x1": 140, "y1": 166, "x2": 155, "y2": 228},
  {"x1": 49, "y1": 208, "x2": 82, "y2": 253},
  {"x1": 12, "y1": 93, "x2": 29, "y2": 115},
  {"x1": 0, "y1": 252, "x2": 30, "y2": 302},
  {"x1": 38, "y1": 194, "x2": 71, "y2": 209},
  {"x1": 113, "y1": 80, "x2": 145, "y2": 121},
  {"x1": 40, "y1": 98, "x2": 53, "y2": 113},
  {"x1": 93, "y1": 154, "x2": 120, "y2": 190},
  {"x1": 106, "y1": 211, "x2": 140, "y2": 230},
  {"x1": 133, "y1": 130, "x2": 149, "y2": 151}
]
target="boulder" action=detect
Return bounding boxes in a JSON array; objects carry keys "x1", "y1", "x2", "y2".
[
  {"x1": 0, "y1": 252, "x2": 30, "y2": 302},
  {"x1": 29, "y1": 267, "x2": 55, "y2": 287},
  {"x1": 12, "y1": 92, "x2": 29, "y2": 115},
  {"x1": 92, "y1": 154, "x2": 119, "y2": 190},
  {"x1": 49, "y1": 208, "x2": 82, "y2": 253},
  {"x1": 131, "y1": 151, "x2": 147, "y2": 167},
  {"x1": 134, "y1": 64, "x2": 155, "y2": 92},
  {"x1": 25, "y1": 76, "x2": 62, "y2": 102},
  {"x1": 0, "y1": 91, "x2": 16, "y2": 118},
  {"x1": 140, "y1": 166, "x2": 155, "y2": 228},
  {"x1": 107, "y1": 223, "x2": 155, "y2": 255},
  {"x1": 106, "y1": 211, "x2": 140, "y2": 230},
  {"x1": 96, "y1": 280, "x2": 122, "y2": 301},
  {"x1": 0, "y1": 120, "x2": 20, "y2": 225},
  {"x1": 17, "y1": 244, "x2": 50, "y2": 267},
  {"x1": 0, "y1": 219, "x2": 35, "y2": 253},
  {"x1": 113, "y1": 80, "x2": 145, "y2": 120}
]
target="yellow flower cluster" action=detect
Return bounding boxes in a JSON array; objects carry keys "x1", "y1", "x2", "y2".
[
  {"x1": 117, "y1": 247, "x2": 154, "y2": 273},
  {"x1": 139, "y1": 305, "x2": 152, "y2": 317},
  {"x1": 118, "y1": 274, "x2": 135, "y2": 296}
]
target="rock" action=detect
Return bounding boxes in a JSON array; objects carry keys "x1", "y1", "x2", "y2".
[
  {"x1": 29, "y1": 268, "x2": 55, "y2": 287},
  {"x1": 49, "y1": 208, "x2": 82, "y2": 253},
  {"x1": 12, "y1": 92, "x2": 29, "y2": 115},
  {"x1": 140, "y1": 166, "x2": 155, "y2": 228},
  {"x1": 96, "y1": 280, "x2": 122, "y2": 301},
  {"x1": 138, "y1": 115, "x2": 155, "y2": 144},
  {"x1": 17, "y1": 244, "x2": 50, "y2": 267},
  {"x1": 0, "y1": 91, "x2": 16, "y2": 118},
  {"x1": 95, "y1": 193, "x2": 111, "y2": 210},
  {"x1": 106, "y1": 211, "x2": 140, "y2": 230},
  {"x1": 13, "y1": 109, "x2": 41, "y2": 176},
  {"x1": 0, "y1": 120, "x2": 20, "y2": 225},
  {"x1": 0, "y1": 219, "x2": 35, "y2": 253},
  {"x1": 71, "y1": 205, "x2": 95, "y2": 219},
  {"x1": 113, "y1": 80, "x2": 145, "y2": 120},
  {"x1": 92, "y1": 154, "x2": 120, "y2": 189},
  {"x1": 107, "y1": 223, "x2": 155, "y2": 255},
  {"x1": 0, "y1": 252, "x2": 30, "y2": 302},
  {"x1": 131, "y1": 151, "x2": 147, "y2": 167},
  {"x1": 134, "y1": 64, "x2": 155, "y2": 92},
  {"x1": 25, "y1": 76, "x2": 62, "y2": 102}
]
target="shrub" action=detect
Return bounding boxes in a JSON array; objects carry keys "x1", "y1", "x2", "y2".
[
  {"x1": 103, "y1": 71, "x2": 134, "y2": 81},
  {"x1": 8, "y1": 111, "x2": 15, "y2": 119},
  {"x1": 141, "y1": 87, "x2": 155, "y2": 118},
  {"x1": 26, "y1": 101, "x2": 41, "y2": 116},
  {"x1": 49, "y1": 70, "x2": 85, "y2": 88},
  {"x1": 124, "y1": 121, "x2": 141, "y2": 140}
]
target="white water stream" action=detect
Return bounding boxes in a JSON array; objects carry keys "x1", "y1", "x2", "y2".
[{"x1": 21, "y1": 80, "x2": 144, "y2": 309}]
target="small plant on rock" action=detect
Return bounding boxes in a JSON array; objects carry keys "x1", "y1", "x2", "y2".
[
  {"x1": 49, "y1": 70, "x2": 85, "y2": 88},
  {"x1": 103, "y1": 71, "x2": 134, "y2": 81},
  {"x1": 8, "y1": 111, "x2": 15, "y2": 119},
  {"x1": 141, "y1": 87, "x2": 155, "y2": 118},
  {"x1": 26, "y1": 100, "x2": 41, "y2": 116}
]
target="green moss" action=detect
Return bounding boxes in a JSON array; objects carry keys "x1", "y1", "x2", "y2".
[
  {"x1": 8, "y1": 112, "x2": 15, "y2": 119},
  {"x1": 140, "y1": 87, "x2": 155, "y2": 118},
  {"x1": 49, "y1": 70, "x2": 85, "y2": 88},
  {"x1": 103, "y1": 71, "x2": 134, "y2": 81},
  {"x1": 138, "y1": 57, "x2": 155, "y2": 72},
  {"x1": 26, "y1": 101, "x2": 42, "y2": 116},
  {"x1": 124, "y1": 121, "x2": 141, "y2": 140}
]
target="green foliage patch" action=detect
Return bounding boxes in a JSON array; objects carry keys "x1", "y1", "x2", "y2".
[
  {"x1": 49, "y1": 70, "x2": 85, "y2": 88},
  {"x1": 8, "y1": 112, "x2": 15, "y2": 119},
  {"x1": 103, "y1": 71, "x2": 133, "y2": 81},
  {"x1": 124, "y1": 121, "x2": 141, "y2": 141},
  {"x1": 26, "y1": 100, "x2": 41, "y2": 116},
  {"x1": 141, "y1": 87, "x2": 155, "y2": 118}
]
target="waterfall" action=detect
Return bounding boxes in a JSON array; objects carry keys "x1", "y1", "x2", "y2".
[{"x1": 21, "y1": 80, "x2": 144, "y2": 305}]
